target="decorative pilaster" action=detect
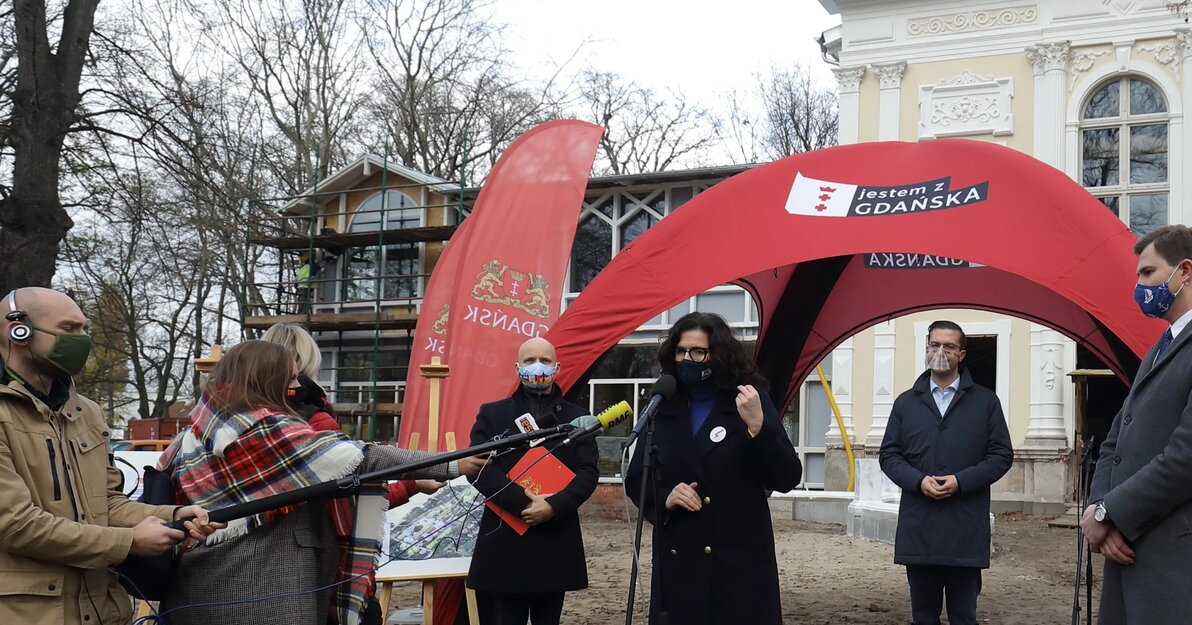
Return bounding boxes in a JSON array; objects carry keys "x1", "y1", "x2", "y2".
[
  {"x1": 825, "y1": 338, "x2": 854, "y2": 445},
  {"x1": 1025, "y1": 326, "x2": 1068, "y2": 448},
  {"x1": 873, "y1": 61, "x2": 907, "y2": 141},
  {"x1": 1026, "y1": 42, "x2": 1071, "y2": 170},
  {"x1": 833, "y1": 66, "x2": 866, "y2": 145},
  {"x1": 1177, "y1": 28, "x2": 1192, "y2": 226},
  {"x1": 865, "y1": 321, "x2": 897, "y2": 448}
]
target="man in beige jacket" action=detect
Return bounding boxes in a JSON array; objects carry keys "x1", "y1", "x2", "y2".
[{"x1": 0, "y1": 287, "x2": 217, "y2": 625}]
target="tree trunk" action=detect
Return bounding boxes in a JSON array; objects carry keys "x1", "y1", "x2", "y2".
[{"x1": 3, "y1": 0, "x2": 101, "y2": 294}]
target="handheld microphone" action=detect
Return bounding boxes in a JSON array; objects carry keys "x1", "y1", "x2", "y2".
[
  {"x1": 562, "y1": 400, "x2": 633, "y2": 444},
  {"x1": 623, "y1": 374, "x2": 677, "y2": 448}
]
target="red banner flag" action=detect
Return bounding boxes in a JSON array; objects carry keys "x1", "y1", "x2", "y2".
[{"x1": 399, "y1": 120, "x2": 602, "y2": 451}]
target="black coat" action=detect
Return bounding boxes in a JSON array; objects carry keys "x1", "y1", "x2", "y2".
[
  {"x1": 465, "y1": 385, "x2": 599, "y2": 593},
  {"x1": 625, "y1": 387, "x2": 802, "y2": 625},
  {"x1": 879, "y1": 369, "x2": 1014, "y2": 568}
]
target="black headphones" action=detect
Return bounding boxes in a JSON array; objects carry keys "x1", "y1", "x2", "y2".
[{"x1": 6, "y1": 291, "x2": 32, "y2": 343}]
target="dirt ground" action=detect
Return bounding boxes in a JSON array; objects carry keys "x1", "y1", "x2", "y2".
[{"x1": 390, "y1": 512, "x2": 1104, "y2": 624}]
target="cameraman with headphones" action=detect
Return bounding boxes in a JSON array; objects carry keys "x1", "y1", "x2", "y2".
[{"x1": 0, "y1": 287, "x2": 219, "y2": 625}]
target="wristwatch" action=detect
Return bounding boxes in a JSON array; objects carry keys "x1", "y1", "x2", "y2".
[{"x1": 1093, "y1": 501, "x2": 1110, "y2": 523}]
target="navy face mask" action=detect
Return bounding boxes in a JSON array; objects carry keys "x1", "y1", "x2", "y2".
[
  {"x1": 676, "y1": 360, "x2": 713, "y2": 389},
  {"x1": 1135, "y1": 265, "x2": 1186, "y2": 318}
]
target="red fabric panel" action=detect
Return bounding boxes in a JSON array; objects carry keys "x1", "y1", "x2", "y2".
[{"x1": 399, "y1": 121, "x2": 602, "y2": 450}]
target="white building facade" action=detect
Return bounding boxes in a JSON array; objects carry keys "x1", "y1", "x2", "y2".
[{"x1": 816, "y1": 0, "x2": 1187, "y2": 511}]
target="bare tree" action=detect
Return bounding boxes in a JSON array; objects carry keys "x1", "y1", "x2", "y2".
[
  {"x1": 61, "y1": 163, "x2": 203, "y2": 420},
  {"x1": 359, "y1": 0, "x2": 565, "y2": 182},
  {"x1": 755, "y1": 64, "x2": 838, "y2": 158},
  {"x1": 0, "y1": 0, "x2": 101, "y2": 295},
  {"x1": 190, "y1": 0, "x2": 368, "y2": 191},
  {"x1": 577, "y1": 70, "x2": 720, "y2": 176},
  {"x1": 719, "y1": 88, "x2": 767, "y2": 164}
]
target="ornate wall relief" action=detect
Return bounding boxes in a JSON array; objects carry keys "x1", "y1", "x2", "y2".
[
  {"x1": 918, "y1": 71, "x2": 1014, "y2": 139},
  {"x1": 908, "y1": 6, "x2": 1037, "y2": 37},
  {"x1": 1069, "y1": 49, "x2": 1111, "y2": 91}
]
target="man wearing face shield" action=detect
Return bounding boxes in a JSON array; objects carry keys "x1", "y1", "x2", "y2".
[
  {"x1": 465, "y1": 337, "x2": 599, "y2": 625},
  {"x1": 0, "y1": 287, "x2": 219, "y2": 625},
  {"x1": 1079, "y1": 225, "x2": 1192, "y2": 624},
  {"x1": 879, "y1": 320, "x2": 1013, "y2": 625}
]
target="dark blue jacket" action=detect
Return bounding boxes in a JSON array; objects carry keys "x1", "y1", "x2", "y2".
[
  {"x1": 879, "y1": 369, "x2": 1013, "y2": 568},
  {"x1": 626, "y1": 387, "x2": 801, "y2": 625}
]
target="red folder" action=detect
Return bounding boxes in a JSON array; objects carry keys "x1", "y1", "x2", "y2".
[{"x1": 485, "y1": 446, "x2": 575, "y2": 535}]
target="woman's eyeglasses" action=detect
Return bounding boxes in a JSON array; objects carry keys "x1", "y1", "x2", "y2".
[{"x1": 675, "y1": 347, "x2": 710, "y2": 362}]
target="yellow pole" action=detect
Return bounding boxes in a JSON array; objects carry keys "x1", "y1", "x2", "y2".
[
  {"x1": 816, "y1": 364, "x2": 855, "y2": 492},
  {"x1": 420, "y1": 357, "x2": 451, "y2": 453}
]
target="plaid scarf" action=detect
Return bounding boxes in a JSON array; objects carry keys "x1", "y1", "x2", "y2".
[{"x1": 162, "y1": 397, "x2": 387, "y2": 625}]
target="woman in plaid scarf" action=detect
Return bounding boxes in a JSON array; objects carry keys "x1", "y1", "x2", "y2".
[{"x1": 159, "y1": 341, "x2": 485, "y2": 625}]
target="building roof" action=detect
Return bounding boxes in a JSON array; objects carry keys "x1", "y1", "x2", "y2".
[
  {"x1": 279, "y1": 154, "x2": 457, "y2": 215},
  {"x1": 445, "y1": 163, "x2": 757, "y2": 198}
]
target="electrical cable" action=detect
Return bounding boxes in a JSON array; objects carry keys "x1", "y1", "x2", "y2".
[{"x1": 127, "y1": 435, "x2": 566, "y2": 624}]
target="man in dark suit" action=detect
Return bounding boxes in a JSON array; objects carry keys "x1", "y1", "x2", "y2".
[
  {"x1": 466, "y1": 337, "x2": 599, "y2": 625},
  {"x1": 880, "y1": 320, "x2": 1014, "y2": 625},
  {"x1": 1080, "y1": 225, "x2": 1192, "y2": 624}
]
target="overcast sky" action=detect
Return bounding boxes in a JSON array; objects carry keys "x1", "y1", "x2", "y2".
[{"x1": 499, "y1": 0, "x2": 841, "y2": 106}]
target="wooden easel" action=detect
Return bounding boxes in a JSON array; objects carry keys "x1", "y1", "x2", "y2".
[{"x1": 378, "y1": 356, "x2": 480, "y2": 625}]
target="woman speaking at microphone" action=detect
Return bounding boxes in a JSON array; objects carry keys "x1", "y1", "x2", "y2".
[
  {"x1": 159, "y1": 340, "x2": 484, "y2": 625},
  {"x1": 626, "y1": 312, "x2": 802, "y2": 625}
]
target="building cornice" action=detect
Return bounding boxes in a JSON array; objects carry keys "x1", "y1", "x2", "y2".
[{"x1": 835, "y1": 11, "x2": 1185, "y2": 67}]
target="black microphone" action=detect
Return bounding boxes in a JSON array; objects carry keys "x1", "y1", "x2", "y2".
[{"x1": 623, "y1": 375, "x2": 677, "y2": 448}]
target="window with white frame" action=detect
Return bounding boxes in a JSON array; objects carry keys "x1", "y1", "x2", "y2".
[
  {"x1": 569, "y1": 188, "x2": 671, "y2": 293},
  {"x1": 567, "y1": 343, "x2": 661, "y2": 479},
  {"x1": 786, "y1": 357, "x2": 830, "y2": 489},
  {"x1": 565, "y1": 182, "x2": 757, "y2": 332},
  {"x1": 343, "y1": 190, "x2": 423, "y2": 301},
  {"x1": 1080, "y1": 77, "x2": 1169, "y2": 236}
]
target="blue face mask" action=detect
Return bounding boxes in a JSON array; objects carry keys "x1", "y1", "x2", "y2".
[
  {"x1": 676, "y1": 360, "x2": 713, "y2": 389},
  {"x1": 1135, "y1": 265, "x2": 1186, "y2": 318},
  {"x1": 517, "y1": 362, "x2": 558, "y2": 391}
]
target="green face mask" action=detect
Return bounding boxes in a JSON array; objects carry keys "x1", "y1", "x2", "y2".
[{"x1": 30, "y1": 325, "x2": 93, "y2": 377}]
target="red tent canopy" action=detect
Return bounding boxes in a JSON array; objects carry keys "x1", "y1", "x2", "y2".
[{"x1": 547, "y1": 140, "x2": 1163, "y2": 405}]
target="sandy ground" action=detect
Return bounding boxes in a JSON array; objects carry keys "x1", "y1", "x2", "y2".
[{"x1": 389, "y1": 512, "x2": 1104, "y2": 624}]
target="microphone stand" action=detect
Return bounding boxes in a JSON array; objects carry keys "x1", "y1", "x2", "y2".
[
  {"x1": 625, "y1": 412, "x2": 665, "y2": 625},
  {"x1": 1071, "y1": 436, "x2": 1095, "y2": 625},
  {"x1": 168, "y1": 425, "x2": 575, "y2": 530}
]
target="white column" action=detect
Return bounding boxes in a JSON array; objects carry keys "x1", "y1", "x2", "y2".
[
  {"x1": 873, "y1": 61, "x2": 907, "y2": 142},
  {"x1": 825, "y1": 337, "x2": 854, "y2": 445},
  {"x1": 865, "y1": 321, "x2": 897, "y2": 448},
  {"x1": 1025, "y1": 325, "x2": 1069, "y2": 448},
  {"x1": 1026, "y1": 42, "x2": 1071, "y2": 169},
  {"x1": 833, "y1": 66, "x2": 866, "y2": 145},
  {"x1": 1176, "y1": 28, "x2": 1192, "y2": 226}
]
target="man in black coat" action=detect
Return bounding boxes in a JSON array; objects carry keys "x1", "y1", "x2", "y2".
[
  {"x1": 466, "y1": 337, "x2": 599, "y2": 625},
  {"x1": 880, "y1": 320, "x2": 1014, "y2": 625}
]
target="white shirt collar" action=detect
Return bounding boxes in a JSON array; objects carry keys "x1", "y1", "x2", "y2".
[
  {"x1": 1171, "y1": 307, "x2": 1192, "y2": 340},
  {"x1": 929, "y1": 375, "x2": 960, "y2": 393}
]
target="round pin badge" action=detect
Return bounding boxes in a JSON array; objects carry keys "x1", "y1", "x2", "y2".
[{"x1": 710, "y1": 426, "x2": 727, "y2": 443}]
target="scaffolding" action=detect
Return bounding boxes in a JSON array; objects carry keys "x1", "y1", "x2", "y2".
[{"x1": 241, "y1": 153, "x2": 468, "y2": 442}]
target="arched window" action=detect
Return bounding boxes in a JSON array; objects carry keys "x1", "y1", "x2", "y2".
[
  {"x1": 342, "y1": 190, "x2": 422, "y2": 301},
  {"x1": 1080, "y1": 77, "x2": 1169, "y2": 236}
]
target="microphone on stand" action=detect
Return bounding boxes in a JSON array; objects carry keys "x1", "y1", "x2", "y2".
[{"x1": 623, "y1": 375, "x2": 677, "y2": 448}]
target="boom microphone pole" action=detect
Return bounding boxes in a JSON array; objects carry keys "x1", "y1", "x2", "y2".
[{"x1": 168, "y1": 422, "x2": 578, "y2": 531}]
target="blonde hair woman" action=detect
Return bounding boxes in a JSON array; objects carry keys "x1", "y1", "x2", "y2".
[{"x1": 261, "y1": 322, "x2": 321, "y2": 379}]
